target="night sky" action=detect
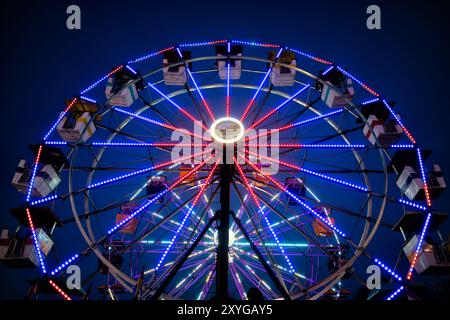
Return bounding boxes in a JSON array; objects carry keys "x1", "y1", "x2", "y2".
[{"x1": 0, "y1": 0, "x2": 449, "y2": 299}]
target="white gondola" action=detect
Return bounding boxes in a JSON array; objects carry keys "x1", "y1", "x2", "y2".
[
  {"x1": 284, "y1": 177, "x2": 306, "y2": 205},
  {"x1": 0, "y1": 228, "x2": 53, "y2": 268},
  {"x1": 11, "y1": 160, "x2": 61, "y2": 198},
  {"x1": 321, "y1": 78, "x2": 355, "y2": 107},
  {"x1": 217, "y1": 45, "x2": 242, "y2": 80},
  {"x1": 105, "y1": 77, "x2": 138, "y2": 107},
  {"x1": 270, "y1": 52, "x2": 296, "y2": 87},
  {"x1": 396, "y1": 163, "x2": 446, "y2": 201},
  {"x1": 163, "y1": 58, "x2": 187, "y2": 86},
  {"x1": 218, "y1": 56, "x2": 242, "y2": 80},
  {"x1": 403, "y1": 234, "x2": 450, "y2": 275},
  {"x1": 363, "y1": 114, "x2": 402, "y2": 146},
  {"x1": 57, "y1": 111, "x2": 96, "y2": 143},
  {"x1": 147, "y1": 176, "x2": 167, "y2": 202}
]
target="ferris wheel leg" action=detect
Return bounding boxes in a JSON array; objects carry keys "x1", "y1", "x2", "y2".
[
  {"x1": 150, "y1": 216, "x2": 217, "y2": 300},
  {"x1": 215, "y1": 165, "x2": 233, "y2": 301},
  {"x1": 230, "y1": 211, "x2": 292, "y2": 301}
]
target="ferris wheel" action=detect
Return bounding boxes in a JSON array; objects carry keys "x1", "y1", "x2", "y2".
[{"x1": 3, "y1": 39, "x2": 449, "y2": 300}]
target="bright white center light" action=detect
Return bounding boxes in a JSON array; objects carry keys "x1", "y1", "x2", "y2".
[
  {"x1": 213, "y1": 229, "x2": 236, "y2": 247},
  {"x1": 209, "y1": 117, "x2": 245, "y2": 144}
]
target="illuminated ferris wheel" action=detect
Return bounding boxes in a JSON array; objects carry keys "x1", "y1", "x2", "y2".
[{"x1": 3, "y1": 39, "x2": 449, "y2": 300}]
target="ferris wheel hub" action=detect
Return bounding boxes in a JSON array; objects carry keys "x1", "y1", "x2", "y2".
[{"x1": 209, "y1": 117, "x2": 245, "y2": 144}]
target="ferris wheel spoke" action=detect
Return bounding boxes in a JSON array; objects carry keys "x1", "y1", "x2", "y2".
[
  {"x1": 197, "y1": 266, "x2": 215, "y2": 300},
  {"x1": 113, "y1": 107, "x2": 205, "y2": 140},
  {"x1": 240, "y1": 47, "x2": 283, "y2": 122},
  {"x1": 246, "y1": 108, "x2": 345, "y2": 142},
  {"x1": 233, "y1": 258, "x2": 277, "y2": 299},
  {"x1": 169, "y1": 253, "x2": 215, "y2": 297},
  {"x1": 174, "y1": 47, "x2": 215, "y2": 122},
  {"x1": 246, "y1": 143, "x2": 367, "y2": 150},
  {"x1": 230, "y1": 261, "x2": 247, "y2": 300},
  {"x1": 244, "y1": 182, "x2": 336, "y2": 259},
  {"x1": 105, "y1": 156, "x2": 212, "y2": 236},
  {"x1": 248, "y1": 84, "x2": 311, "y2": 130},
  {"x1": 83, "y1": 149, "x2": 208, "y2": 193},
  {"x1": 152, "y1": 160, "x2": 219, "y2": 272},
  {"x1": 235, "y1": 252, "x2": 305, "y2": 289},
  {"x1": 147, "y1": 82, "x2": 209, "y2": 131},
  {"x1": 262, "y1": 96, "x2": 322, "y2": 130},
  {"x1": 138, "y1": 94, "x2": 179, "y2": 128},
  {"x1": 231, "y1": 180, "x2": 293, "y2": 293},
  {"x1": 234, "y1": 159, "x2": 297, "y2": 275},
  {"x1": 245, "y1": 150, "x2": 368, "y2": 193},
  {"x1": 243, "y1": 157, "x2": 348, "y2": 238}
]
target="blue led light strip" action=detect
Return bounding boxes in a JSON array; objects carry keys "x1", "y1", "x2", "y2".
[
  {"x1": 374, "y1": 258, "x2": 403, "y2": 281},
  {"x1": 127, "y1": 47, "x2": 174, "y2": 65},
  {"x1": 25, "y1": 145, "x2": 43, "y2": 202},
  {"x1": 107, "y1": 158, "x2": 211, "y2": 235},
  {"x1": 397, "y1": 199, "x2": 427, "y2": 211},
  {"x1": 26, "y1": 208, "x2": 47, "y2": 274},
  {"x1": 416, "y1": 148, "x2": 432, "y2": 207},
  {"x1": 406, "y1": 212, "x2": 432, "y2": 280},
  {"x1": 337, "y1": 66, "x2": 379, "y2": 97},
  {"x1": 234, "y1": 158, "x2": 296, "y2": 273},
  {"x1": 154, "y1": 161, "x2": 219, "y2": 270},
  {"x1": 243, "y1": 156, "x2": 347, "y2": 237},
  {"x1": 175, "y1": 47, "x2": 216, "y2": 121},
  {"x1": 382, "y1": 100, "x2": 416, "y2": 144},
  {"x1": 240, "y1": 47, "x2": 283, "y2": 121},
  {"x1": 299, "y1": 168, "x2": 368, "y2": 192},
  {"x1": 386, "y1": 286, "x2": 404, "y2": 300},
  {"x1": 249, "y1": 84, "x2": 311, "y2": 130},
  {"x1": 322, "y1": 66, "x2": 334, "y2": 76},
  {"x1": 390, "y1": 144, "x2": 415, "y2": 149},
  {"x1": 286, "y1": 47, "x2": 333, "y2": 65},
  {"x1": 80, "y1": 96, "x2": 97, "y2": 103},
  {"x1": 30, "y1": 195, "x2": 59, "y2": 206},
  {"x1": 361, "y1": 98, "x2": 380, "y2": 105},
  {"x1": 87, "y1": 149, "x2": 206, "y2": 190},
  {"x1": 50, "y1": 253, "x2": 80, "y2": 276},
  {"x1": 80, "y1": 66, "x2": 123, "y2": 95},
  {"x1": 283, "y1": 189, "x2": 346, "y2": 237},
  {"x1": 246, "y1": 108, "x2": 346, "y2": 141},
  {"x1": 246, "y1": 150, "x2": 368, "y2": 193},
  {"x1": 290, "y1": 108, "x2": 345, "y2": 128}
]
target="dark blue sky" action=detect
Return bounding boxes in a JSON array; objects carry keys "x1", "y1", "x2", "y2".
[{"x1": 0, "y1": 0, "x2": 449, "y2": 299}]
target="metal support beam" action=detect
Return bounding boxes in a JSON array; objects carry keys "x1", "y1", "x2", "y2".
[
  {"x1": 230, "y1": 210, "x2": 291, "y2": 300},
  {"x1": 151, "y1": 216, "x2": 217, "y2": 300},
  {"x1": 215, "y1": 144, "x2": 234, "y2": 300}
]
